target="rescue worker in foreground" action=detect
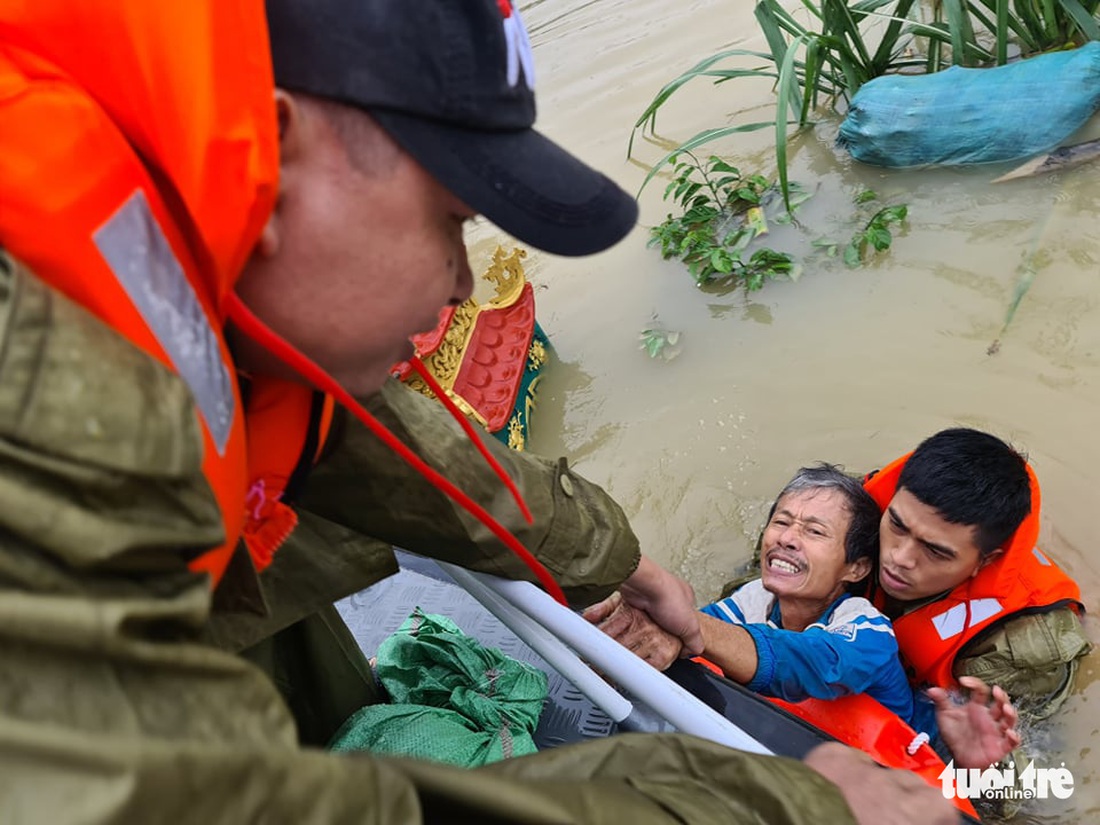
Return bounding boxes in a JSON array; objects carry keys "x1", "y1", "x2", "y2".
[
  {"x1": 589, "y1": 429, "x2": 1089, "y2": 724},
  {"x1": 0, "y1": 1, "x2": 958, "y2": 822}
]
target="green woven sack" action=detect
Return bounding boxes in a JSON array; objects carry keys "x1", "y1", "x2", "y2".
[{"x1": 329, "y1": 609, "x2": 547, "y2": 768}]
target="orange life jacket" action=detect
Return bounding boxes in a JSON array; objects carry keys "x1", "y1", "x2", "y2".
[
  {"x1": 0, "y1": 1, "x2": 283, "y2": 583},
  {"x1": 242, "y1": 379, "x2": 337, "y2": 571},
  {"x1": 770, "y1": 694, "x2": 980, "y2": 820},
  {"x1": 0, "y1": 2, "x2": 562, "y2": 601},
  {"x1": 692, "y1": 657, "x2": 979, "y2": 818},
  {"x1": 863, "y1": 453, "x2": 1083, "y2": 688}
]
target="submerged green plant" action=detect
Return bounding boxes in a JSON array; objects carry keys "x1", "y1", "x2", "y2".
[
  {"x1": 639, "y1": 317, "x2": 683, "y2": 361},
  {"x1": 648, "y1": 153, "x2": 799, "y2": 289},
  {"x1": 809, "y1": 190, "x2": 908, "y2": 266},
  {"x1": 842, "y1": 191, "x2": 908, "y2": 266}
]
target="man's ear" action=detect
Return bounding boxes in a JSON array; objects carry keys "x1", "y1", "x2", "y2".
[
  {"x1": 256, "y1": 89, "x2": 306, "y2": 259},
  {"x1": 843, "y1": 557, "x2": 873, "y2": 585},
  {"x1": 273, "y1": 88, "x2": 305, "y2": 163},
  {"x1": 974, "y1": 548, "x2": 1004, "y2": 575}
]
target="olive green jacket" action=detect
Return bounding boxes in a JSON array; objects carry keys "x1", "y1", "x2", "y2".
[
  {"x1": 936, "y1": 606, "x2": 1088, "y2": 719},
  {"x1": 0, "y1": 258, "x2": 859, "y2": 823},
  {"x1": 205, "y1": 372, "x2": 647, "y2": 655}
]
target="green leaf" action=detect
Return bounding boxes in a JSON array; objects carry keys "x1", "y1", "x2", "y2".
[
  {"x1": 854, "y1": 189, "x2": 878, "y2": 204},
  {"x1": 867, "y1": 225, "x2": 893, "y2": 250},
  {"x1": 1000, "y1": 258, "x2": 1037, "y2": 334},
  {"x1": 994, "y1": 0, "x2": 1009, "y2": 64},
  {"x1": 843, "y1": 241, "x2": 863, "y2": 268},
  {"x1": 713, "y1": 175, "x2": 742, "y2": 191},
  {"x1": 875, "y1": 204, "x2": 908, "y2": 224},
  {"x1": 734, "y1": 186, "x2": 761, "y2": 205},
  {"x1": 869, "y1": 0, "x2": 918, "y2": 72},
  {"x1": 774, "y1": 32, "x2": 815, "y2": 211},
  {"x1": 710, "y1": 158, "x2": 741, "y2": 174},
  {"x1": 629, "y1": 47, "x2": 779, "y2": 157},
  {"x1": 1057, "y1": 0, "x2": 1100, "y2": 41}
]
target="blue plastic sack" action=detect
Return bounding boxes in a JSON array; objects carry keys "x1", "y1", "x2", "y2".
[{"x1": 837, "y1": 43, "x2": 1100, "y2": 167}]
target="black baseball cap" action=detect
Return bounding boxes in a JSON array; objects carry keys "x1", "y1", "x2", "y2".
[{"x1": 264, "y1": 0, "x2": 638, "y2": 256}]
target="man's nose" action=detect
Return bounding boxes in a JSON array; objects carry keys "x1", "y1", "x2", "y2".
[
  {"x1": 891, "y1": 538, "x2": 918, "y2": 568},
  {"x1": 778, "y1": 524, "x2": 800, "y2": 549}
]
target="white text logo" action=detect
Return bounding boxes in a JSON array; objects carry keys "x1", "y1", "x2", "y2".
[{"x1": 938, "y1": 760, "x2": 1074, "y2": 801}]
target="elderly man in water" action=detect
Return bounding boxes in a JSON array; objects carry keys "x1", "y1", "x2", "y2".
[{"x1": 587, "y1": 463, "x2": 1020, "y2": 769}]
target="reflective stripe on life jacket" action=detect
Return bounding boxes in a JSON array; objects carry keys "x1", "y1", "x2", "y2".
[{"x1": 864, "y1": 453, "x2": 1083, "y2": 688}]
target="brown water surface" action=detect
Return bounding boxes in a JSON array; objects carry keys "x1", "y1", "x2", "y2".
[{"x1": 471, "y1": 3, "x2": 1099, "y2": 821}]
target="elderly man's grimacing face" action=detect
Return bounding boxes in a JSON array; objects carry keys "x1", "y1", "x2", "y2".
[
  {"x1": 233, "y1": 91, "x2": 475, "y2": 396},
  {"x1": 759, "y1": 488, "x2": 870, "y2": 605}
]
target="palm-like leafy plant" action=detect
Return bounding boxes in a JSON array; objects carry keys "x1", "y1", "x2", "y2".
[{"x1": 631, "y1": 0, "x2": 1100, "y2": 205}]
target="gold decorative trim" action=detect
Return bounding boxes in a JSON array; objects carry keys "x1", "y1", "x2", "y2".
[
  {"x1": 484, "y1": 246, "x2": 528, "y2": 308},
  {"x1": 527, "y1": 338, "x2": 547, "y2": 371},
  {"x1": 423, "y1": 300, "x2": 479, "y2": 388},
  {"x1": 506, "y1": 414, "x2": 526, "y2": 451},
  {"x1": 524, "y1": 376, "x2": 541, "y2": 425},
  {"x1": 407, "y1": 245, "x2": 530, "y2": 434},
  {"x1": 405, "y1": 375, "x2": 489, "y2": 429}
]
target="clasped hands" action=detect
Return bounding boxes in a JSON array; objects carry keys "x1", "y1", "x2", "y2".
[
  {"x1": 582, "y1": 589, "x2": 687, "y2": 670},
  {"x1": 582, "y1": 555, "x2": 697, "y2": 670}
]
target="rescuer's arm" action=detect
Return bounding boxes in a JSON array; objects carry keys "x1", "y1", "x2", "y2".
[
  {"x1": 0, "y1": 256, "x2": 961, "y2": 825},
  {"x1": 582, "y1": 593, "x2": 764, "y2": 676},
  {"x1": 300, "y1": 378, "x2": 640, "y2": 606},
  {"x1": 300, "y1": 379, "x2": 707, "y2": 655}
]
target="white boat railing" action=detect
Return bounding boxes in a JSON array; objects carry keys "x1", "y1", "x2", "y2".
[{"x1": 437, "y1": 561, "x2": 772, "y2": 756}]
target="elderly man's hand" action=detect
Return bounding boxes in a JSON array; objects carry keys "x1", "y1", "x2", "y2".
[
  {"x1": 617, "y1": 555, "x2": 704, "y2": 655},
  {"x1": 804, "y1": 742, "x2": 958, "y2": 825},
  {"x1": 583, "y1": 591, "x2": 685, "y2": 670}
]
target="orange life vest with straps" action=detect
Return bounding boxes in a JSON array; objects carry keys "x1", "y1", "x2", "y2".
[
  {"x1": 0, "y1": 1, "x2": 287, "y2": 584},
  {"x1": 242, "y1": 379, "x2": 337, "y2": 571},
  {"x1": 863, "y1": 453, "x2": 1083, "y2": 688},
  {"x1": 0, "y1": 2, "x2": 563, "y2": 602},
  {"x1": 691, "y1": 656, "x2": 980, "y2": 818}
]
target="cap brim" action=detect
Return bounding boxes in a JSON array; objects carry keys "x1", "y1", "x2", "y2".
[{"x1": 372, "y1": 110, "x2": 638, "y2": 257}]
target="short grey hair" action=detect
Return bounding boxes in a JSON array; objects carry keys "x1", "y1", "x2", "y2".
[{"x1": 767, "y1": 463, "x2": 881, "y2": 568}]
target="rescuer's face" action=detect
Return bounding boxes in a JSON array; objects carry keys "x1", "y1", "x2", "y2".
[
  {"x1": 235, "y1": 92, "x2": 474, "y2": 396},
  {"x1": 877, "y1": 488, "x2": 987, "y2": 602}
]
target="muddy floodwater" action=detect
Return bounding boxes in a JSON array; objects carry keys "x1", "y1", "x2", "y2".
[{"x1": 468, "y1": 2, "x2": 1100, "y2": 821}]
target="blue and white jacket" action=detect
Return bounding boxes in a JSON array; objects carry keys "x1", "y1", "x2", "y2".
[{"x1": 701, "y1": 579, "x2": 924, "y2": 730}]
